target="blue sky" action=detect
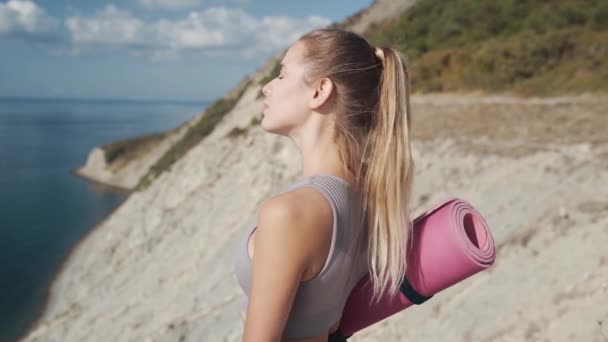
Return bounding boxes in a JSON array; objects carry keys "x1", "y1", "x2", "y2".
[{"x1": 0, "y1": 0, "x2": 373, "y2": 101}]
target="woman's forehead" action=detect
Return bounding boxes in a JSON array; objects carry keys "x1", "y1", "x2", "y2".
[{"x1": 282, "y1": 42, "x2": 306, "y2": 67}]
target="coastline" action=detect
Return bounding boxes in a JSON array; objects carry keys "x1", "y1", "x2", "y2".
[
  {"x1": 16, "y1": 172, "x2": 132, "y2": 341},
  {"x1": 70, "y1": 167, "x2": 134, "y2": 194}
]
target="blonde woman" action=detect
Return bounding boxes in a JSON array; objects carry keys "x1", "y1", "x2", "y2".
[{"x1": 234, "y1": 28, "x2": 415, "y2": 342}]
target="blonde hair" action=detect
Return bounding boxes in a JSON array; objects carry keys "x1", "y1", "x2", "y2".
[{"x1": 297, "y1": 28, "x2": 415, "y2": 305}]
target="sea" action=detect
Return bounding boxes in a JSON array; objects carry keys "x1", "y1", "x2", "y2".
[{"x1": 0, "y1": 97, "x2": 209, "y2": 342}]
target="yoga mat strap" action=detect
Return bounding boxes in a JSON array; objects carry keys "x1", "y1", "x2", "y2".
[
  {"x1": 328, "y1": 329, "x2": 351, "y2": 341},
  {"x1": 400, "y1": 276, "x2": 433, "y2": 305}
]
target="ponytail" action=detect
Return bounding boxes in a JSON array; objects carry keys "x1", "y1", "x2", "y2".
[{"x1": 360, "y1": 46, "x2": 415, "y2": 305}]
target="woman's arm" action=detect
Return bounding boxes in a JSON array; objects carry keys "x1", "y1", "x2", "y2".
[{"x1": 242, "y1": 194, "x2": 315, "y2": 342}]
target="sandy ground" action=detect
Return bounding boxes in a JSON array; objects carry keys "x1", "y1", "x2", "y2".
[{"x1": 21, "y1": 93, "x2": 608, "y2": 342}]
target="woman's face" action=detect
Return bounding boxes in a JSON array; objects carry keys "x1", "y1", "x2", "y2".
[{"x1": 260, "y1": 41, "x2": 314, "y2": 136}]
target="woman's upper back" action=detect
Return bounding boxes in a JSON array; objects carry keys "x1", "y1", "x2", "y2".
[{"x1": 233, "y1": 173, "x2": 369, "y2": 339}]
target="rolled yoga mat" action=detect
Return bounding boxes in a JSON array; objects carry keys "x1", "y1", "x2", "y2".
[{"x1": 337, "y1": 197, "x2": 496, "y2": 338}]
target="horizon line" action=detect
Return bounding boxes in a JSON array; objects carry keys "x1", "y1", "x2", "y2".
[{"x1": 0, "y1": 95, "x2": 212, "y2": 104}]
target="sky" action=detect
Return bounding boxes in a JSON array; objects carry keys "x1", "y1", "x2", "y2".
[{"x1": 0, "y1": 0, "x2": 374, "y2": 102}]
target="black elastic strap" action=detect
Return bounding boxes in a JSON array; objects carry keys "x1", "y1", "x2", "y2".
[
  {"x1": 328, "y1": 329, "x2": 351, "y2": 342},
  {"x1": 331, "y1": 277, "x2": 431, "y2": 341},
  {"x1": 400, "y1": 276, "x2": 433, "y2": 305}
]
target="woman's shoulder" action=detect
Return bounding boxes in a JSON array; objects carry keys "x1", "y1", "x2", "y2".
[
  {"x1": 257, "y1": 187, "x2": 334, "y2": 258},
  {"x1": 261, "y1": 186, "x2": 333, "y2": 229}
]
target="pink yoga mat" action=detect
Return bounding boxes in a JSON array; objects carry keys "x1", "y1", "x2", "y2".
[{"x1": 338, "y1": 197, "x2": 496, "y2": 337}]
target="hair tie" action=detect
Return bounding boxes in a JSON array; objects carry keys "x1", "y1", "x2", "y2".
[{"x1": 374, "y1": 46, "x2": 385, "y2": 63}]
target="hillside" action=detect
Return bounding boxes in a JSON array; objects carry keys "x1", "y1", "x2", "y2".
[{"x1": 364, "y1": 0, "x2": 608, "y2": 94}]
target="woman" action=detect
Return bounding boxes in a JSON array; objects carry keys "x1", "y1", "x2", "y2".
[{"x1": 234, "y1": 28, "x2": 415, "y2": 342}]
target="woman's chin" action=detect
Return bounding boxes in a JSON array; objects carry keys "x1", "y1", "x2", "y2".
[
  {"x1": 260, "y1": 116, "x2": 273, "y2": 132},
  {"x1": 260, "y1": 119, "x2": 289, "y2": 136}
]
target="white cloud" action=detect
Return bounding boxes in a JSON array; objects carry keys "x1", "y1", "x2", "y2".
[
  {"x1": 135, "y1": 0, "x2": 251, "y2": 11},
  {"x1": 0, "y1": 0, "x2": 57, "y2": 35},
  {"x1": 65, "y1": 5, "x2": 331, "y2": 60},
  {"x1": 136, "y1": 0, "x2": 200, "y2": 11},
  {"x1": 65, "y1": 4, "x2": 147, "y2": 46}
]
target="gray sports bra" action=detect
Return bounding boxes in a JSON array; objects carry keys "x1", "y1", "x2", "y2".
[{"x1": 233, "y1": 174, "x2": 369, "y2": 339}]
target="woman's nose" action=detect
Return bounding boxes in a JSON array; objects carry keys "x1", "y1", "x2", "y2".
[{"x1": 262, "y1": 83, "x2": 270, "y2": 96}]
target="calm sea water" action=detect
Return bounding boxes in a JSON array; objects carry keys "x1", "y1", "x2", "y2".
[{"x1": 0, "y1": 98, "x2": 209, "y2": 342}]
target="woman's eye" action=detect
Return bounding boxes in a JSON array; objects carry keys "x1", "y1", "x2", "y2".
[{"x1": 278, "y1": 75, "x2": 284, "y2": 79}]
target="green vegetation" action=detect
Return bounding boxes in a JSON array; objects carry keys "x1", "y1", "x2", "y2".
[
  {"x1": 363, "y1": 0, "x2": 608, "y2": 95},
  {"x1": 101, "y1": 132, "x2": 167, "y2": 164},
  {"x1": 136, "y1": 80, "x2": 251, "y2": 191},
  {"x1": 225, "y1": 115, "x2": 263, "y2": 139},
  {"x1": 249, "y1": 115, "x2": 262, "y2": 126},
  {"x1": 227, "y1": 126, "x2": 247, "y2": 138}
]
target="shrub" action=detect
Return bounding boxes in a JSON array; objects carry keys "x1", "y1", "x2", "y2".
[
  {"x1": 227, "y1": 126, "x2": 247, "y2": 138},
  {"x1": 101, "y1": 132, "x2": 167, "y2": 164},
  {"x1": 362, "y1": 0, "x2": 607, "y2": 95},
  {"x1": 136, "y1": 80, "x2": 252, "y2": 191}
]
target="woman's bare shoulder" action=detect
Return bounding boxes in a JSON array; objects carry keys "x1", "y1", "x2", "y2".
[
  {"x1": 257, "y1": 187, "x2": 334, "y2": 262},
  {"x1": 261, "y1": 186, "x2": 333, "y2": 228}
]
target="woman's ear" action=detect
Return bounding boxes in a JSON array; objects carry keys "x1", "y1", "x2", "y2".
[{"x1": 309, "y1": 77, "x2": 334, "y2": 110}]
